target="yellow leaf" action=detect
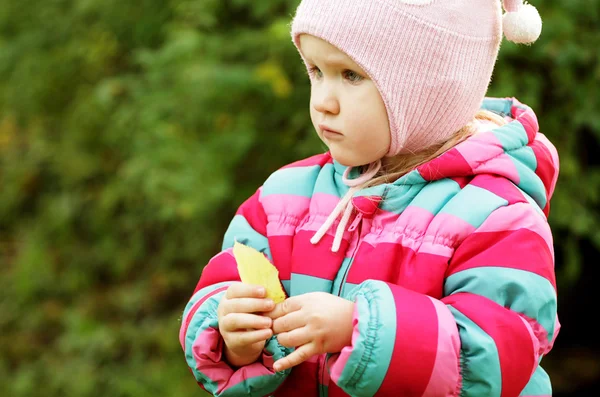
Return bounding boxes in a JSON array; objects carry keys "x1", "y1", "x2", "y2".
[{"x1": 233, "y1": 241, "x2": 286, "y2": 303}]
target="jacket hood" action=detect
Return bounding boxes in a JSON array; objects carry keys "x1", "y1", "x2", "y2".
[{"x1": 344, "y1": 97, "x2": 560, "y2": 217}]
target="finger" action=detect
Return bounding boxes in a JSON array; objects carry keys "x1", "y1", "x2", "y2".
[
  {"x1": 221, "y1": 313, "x2": 272, "y2": 332},
  {"x1": 226, "y1": 283, "x2": 266, "y2": 299},
  {"x1": 273, "y1": 344, "x2": 315, "y2": 372},
  {"x1": 264, "y1": 297, "x2": 301, "y2": 320},
  {"x1": 276, "y1": 327, "x2": 312, "y2": 348},
  {"x1": 224, "y1": 297, "x2": 275, "y2": 315},
  {"x1": 272, "y1": 311, "x2": 306, "y2": 335},
  {"x1": 230, "y1": 328, "x2": 273, "y2": 347}
]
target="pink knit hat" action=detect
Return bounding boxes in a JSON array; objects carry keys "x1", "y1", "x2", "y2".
[{"x1": 291, "y1": 0, "x2": 543, "y2": 157}]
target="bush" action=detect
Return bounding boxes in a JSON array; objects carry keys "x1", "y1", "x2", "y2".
[{"x1": 0, "y1": 0, "x2": 598, "y2": 395}]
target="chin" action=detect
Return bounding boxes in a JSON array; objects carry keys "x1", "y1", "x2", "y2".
[{"x1": 329, "y1": 150, "x2": 365, "y2": 167}]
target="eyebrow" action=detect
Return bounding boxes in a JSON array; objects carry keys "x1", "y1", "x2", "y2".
[{"x1": 307, "y1": 55, "x2": 355, "y2": 69}]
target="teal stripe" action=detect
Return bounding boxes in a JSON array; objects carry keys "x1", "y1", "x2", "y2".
[
  {"x1": 215, "y1": 336, "x2": 292, "y2": 396},
  {"x1": 445, "y1": 267, "x2": 557, "y2": 342},
  {"x1": 355, "y1": 184, "x2": 386, "y2": 199},
  {"x1": 331, "y1": 257, "x2": 353, "y2": 296},
  {"x1": 448, "y1": 306, "x2": 502, "y2": 397},
  {"x1": 341, "y1": 282, "x2": 360, "y2": 300},
  {"x1": 281, "y1": 279, "x2": 291, "y2": 296},
  {"x1": 290, "y1": 273, "x2": 333, "y2": 296},
  {"x1": 314, "y1": 163, "x2": 348, "y2": 197},
  {"x1": 183, "y1": 281, "x2": 232, "y2": 323},
  {"x1": 379, "y1": 183, "x2": 424, "y2": 214},
  {"x1": 482, "y1": 98, "x2": 513, "y2": 117},
  {"x1": 338, "y1": 280, "x2": 396, "y2": 396},
  {"x1": 410, "y1": 178, "x2": 461, "y2": 214},
  {"x1": 222, "y1": 214, "x2": 272, "y2": 260},
  {"x1": 520, "y1": 188, "x2": 546, "y2": 217},
  {"x1": 262, "y1": 165, "x2": 320, "y2": 197},
  {"x1": 492, "y1": 120, "x2": 528, "y2": 151},
  {"x1": 184, "y1": 290, "x2": 292, "y2": 396},
  {"x1": 184, "y1": 290, "x2": 226, "y2": 394},
  {"x1": 401, "y1": 169, "x2": 428, "y2": 185},
  {"x1": 520, "y1": 365, "x2": 552, "y2": 396},
  {"x1": 510, "y1": 148, "x2": 547, "y2": 209},
  {"x1": 441, "y1": 185, "x2": 508, "y2": 228}
]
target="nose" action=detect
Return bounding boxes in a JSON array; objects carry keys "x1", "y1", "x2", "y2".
[{"x1": 312, "y1": 86, "x2": 340, "y2": 115}]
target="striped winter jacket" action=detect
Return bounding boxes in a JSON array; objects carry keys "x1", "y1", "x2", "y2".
[{"x1": 180, "y1": 98, "x2": 560, "y2": 397}]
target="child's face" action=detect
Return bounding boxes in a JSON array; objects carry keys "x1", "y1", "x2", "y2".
[{"x1": 299, "y1": 35, "x2": 391, "y2": 167}]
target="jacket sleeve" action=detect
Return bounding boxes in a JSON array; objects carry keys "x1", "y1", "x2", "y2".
[
  {"x1": 327, "y1": 202, "x2": 559, "y2": 397},
  {"x1": 179, "y1": 188, "x2": 292, "y2": 396}
]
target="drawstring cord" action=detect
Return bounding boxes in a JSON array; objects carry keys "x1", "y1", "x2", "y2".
[{"x1": 310, "y1": 160, "x2": 381, "y2": 252}]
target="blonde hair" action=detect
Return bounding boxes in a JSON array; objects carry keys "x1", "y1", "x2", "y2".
[{"x1": 359, "y1": 110, "x2": 507, "y2": 189}]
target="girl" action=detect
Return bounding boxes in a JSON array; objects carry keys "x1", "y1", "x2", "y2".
[{"x1": 180, "y1": 0, "x2": 560, "y2": 396}]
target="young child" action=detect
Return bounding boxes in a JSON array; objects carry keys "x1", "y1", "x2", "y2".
[{"x1": 180, "y1": 0, "x2": 560, "y2": 396}]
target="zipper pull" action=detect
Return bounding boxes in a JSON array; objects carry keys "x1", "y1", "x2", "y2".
[{"x1": 347, "y1": 212, "x2": 363, "y2": 232}]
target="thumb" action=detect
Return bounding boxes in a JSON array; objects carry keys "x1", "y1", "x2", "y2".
[{"x1": 264, "y1": 296, "x2": 301, "y2": 320}]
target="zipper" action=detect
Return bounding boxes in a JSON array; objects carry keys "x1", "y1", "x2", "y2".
[
  {"x1": 347, "y1": 212, "x2": 362, "y2": 232},
  {"x1": 322, "y1": 212, "x2": 364, "y2": 396},
  {"x1": 319, "y1": 354, "x2": 327, "y2": 397},
  {"x1": 337, "y1": 212, "x2": 363, "y2": 297}
]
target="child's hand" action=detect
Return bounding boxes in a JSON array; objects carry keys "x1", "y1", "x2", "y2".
[
  {"x1": 217, "y1": 282, "x2": 275, "y2": 367},
  {"x1": 265, "y1": 292, "x2": 354, "y2": 372}
]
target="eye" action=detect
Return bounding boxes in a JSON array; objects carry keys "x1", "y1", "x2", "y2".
[
  {"x1": 307, "y1": 66, "x2": 323, "y2": 79},
  {"x1": 343, "y1": 70, "x2": 364, "y2": 83}
]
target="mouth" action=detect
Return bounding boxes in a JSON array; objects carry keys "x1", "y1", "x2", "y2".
[{"x1": 318, "y1": 124, "x2": 342, "y2": 137}]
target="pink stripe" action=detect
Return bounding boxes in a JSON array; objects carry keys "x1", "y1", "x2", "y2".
[
  {"x1": 261, "y1": 194, "x2": 311, "y2": 227},
  {"x1": 345, "y1": 241, "x2": 448, "y2": 298},
  {"x1": 519, "y1": 314, "x2": 553, "y2": 356},
  {"x1": 273, "y1": 357, "x2": 320, "y2": 396},
  {"x1": 419, "y1": 240, "x2": 455, "y2": 257},
  {"x1": 444, "y1": 292, "x2": 537, "y2": 397},
  {"x1": 470, "y1": 175, "x2": 527, "y2": 206},
  {"x1": 536, "y1": 134, "x2": 559, "y2": 196},
  {"x1": 422, "y1": 297, "x2": 461, "y2": 397},
  {"x1": 269, "y1": 235, "x2": 293, "y2": 281},
  {"x1": 192, "y1": 328, "x2": 276, "y2": 394},
  {"x1": 475, "y1": 153, "x2": 521, "y2": 183},
  {"x1": 427, "y1": 212, "x2": 475, "y2": 238},
  {"x1": 237, "y1": 189, "x2": 268, "y2": 236},
  {"x1": 551, "y1": 315, "x2": 561, "y2": 347},
  {"x1": 454, "y1": 130, "x2": 505, "y2": 171},
  {"x1": 193, "y1": 249, "x2": 241, "y2": 293},
  {"x1": 291, "y1": 230, "x2": 347, "y2": 280},
  {"x1": 365, "y1": 230, "x2": 421, "y2": 251},
  {"x1": 180, "y1": 286, "x2": 229, "y2": 349},
  {"x1": 328, "y1": 304, "x2": 360, "y2": 384},
  {"x1": 266, "y1": 221, "x2": 299, "y2": 237},
  {"x1": 473, "y1": 203, "x2": 554, "y2": 261},
  {"x1": 309, "y1": 192, "x2": 346, "y2": 220},
  {"x1": 396, "y1": 205, "x2": 435, "y2": 232},
  {"x1": 281, "y1": 152, "x2": 333, "y2": 169},
  {"x1": 426, "y1": 212, "x2": 477, "y2": 245},
  {"x1": 448, "y1": 229, "x2": 556, "y2": 290},
  {"x1": 418, "y1": 147, "x2": 473, "y2": 180},
  {"x1": 512, "y1": 102, "x2": 539, "y2": 142},
  {"x1": 518, "y1": 316, "x2": 541, "y2": 377},
  {"x1": 376, "y1": 284, "x2": 438, "y2": 396}
]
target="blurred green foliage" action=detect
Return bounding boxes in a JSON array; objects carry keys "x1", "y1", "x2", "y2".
[{"x1": 0, "y1": 0, "x2": 598, "y2": 396}]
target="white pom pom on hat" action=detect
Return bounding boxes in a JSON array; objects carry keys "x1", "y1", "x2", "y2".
[{"x1": 502, "y1": 0, "x2": 543, "y2": 44}]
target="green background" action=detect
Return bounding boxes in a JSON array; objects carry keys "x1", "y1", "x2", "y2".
[{"x1": 1, "y1": 0, "x2": 599, "y2": 395}]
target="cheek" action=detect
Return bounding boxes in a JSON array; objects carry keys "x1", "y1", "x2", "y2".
[{"x1": 347, "y1": 100, "x2": 390, "y2": 148}]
